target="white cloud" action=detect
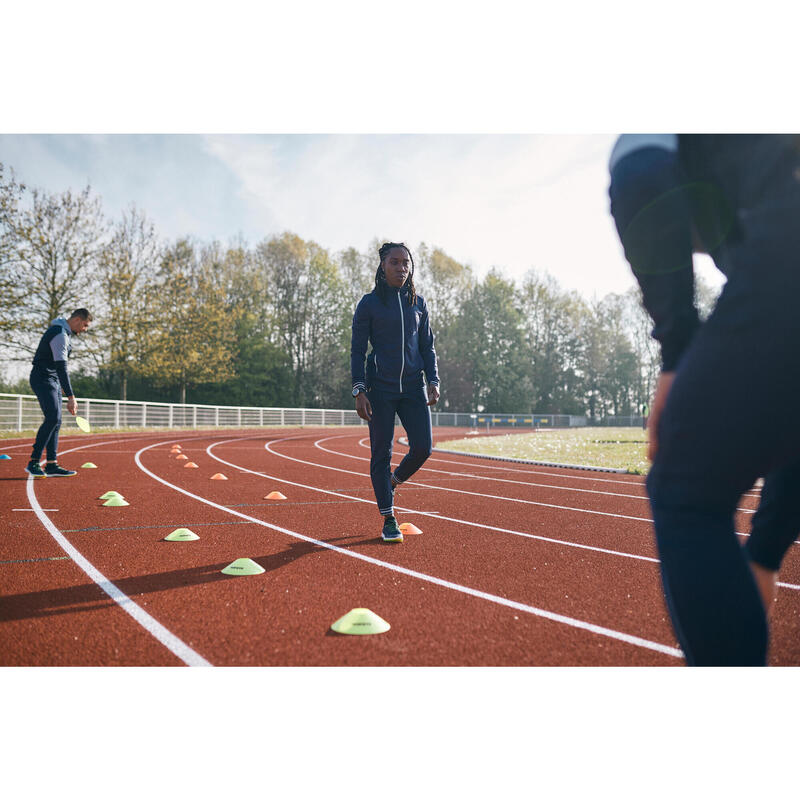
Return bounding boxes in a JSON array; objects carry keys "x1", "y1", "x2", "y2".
[{"x1": 202, "y1": 133, "x2": 645, "y2": 295}]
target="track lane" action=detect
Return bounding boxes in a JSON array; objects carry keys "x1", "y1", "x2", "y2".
[{"x1": 3, "y1": 426, "x2": 798, "y2": 665}]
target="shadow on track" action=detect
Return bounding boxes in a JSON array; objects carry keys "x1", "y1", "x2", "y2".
[{"x1": 0, "y1": 535, "x2": 383, "y2": 622}]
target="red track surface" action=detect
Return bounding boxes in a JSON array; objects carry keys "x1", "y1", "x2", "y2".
[{"x1": 2, "y1": 426, "x2": 799, "y2": 666}]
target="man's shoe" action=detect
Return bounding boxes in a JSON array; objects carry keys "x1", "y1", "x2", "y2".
[
  {"x1": 44, "y1": 463, "x2": 77, "y2": 477},
  {"x1": 381, "y1": 516, "x2": 403, "y2": 543},
  {"x1": 25, "y1": 462, "x2": 47, "y2": 478}
]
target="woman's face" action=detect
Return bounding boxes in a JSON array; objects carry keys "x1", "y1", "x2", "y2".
[{"x1": 382, "y1": 247, "x2": 410, "y2": 288}]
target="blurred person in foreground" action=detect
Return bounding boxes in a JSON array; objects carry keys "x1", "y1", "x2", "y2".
[{"x1": 609, "y1": 134, "x2": 800, "y2": 666}]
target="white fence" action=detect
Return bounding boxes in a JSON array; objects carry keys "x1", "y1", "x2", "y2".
[{"x1": 0, "y1": 392, "x2": 591, "y2": 433}]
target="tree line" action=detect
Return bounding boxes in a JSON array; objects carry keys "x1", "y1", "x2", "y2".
[{"x1": 0, "y1": 161, "x2": 718, "y2": 418}]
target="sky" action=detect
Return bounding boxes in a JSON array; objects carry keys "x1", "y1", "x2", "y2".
[{"x1": 0, "y1": 133, "x2": 725, "y2": 300}]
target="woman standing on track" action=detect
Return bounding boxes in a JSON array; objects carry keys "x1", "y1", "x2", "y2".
[{"x1": 350, "y1": 242, "x2": 440, "y2": 542}]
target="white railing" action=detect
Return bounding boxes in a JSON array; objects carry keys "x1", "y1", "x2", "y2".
[{"x1": 0, "y1": 392, "x2": 591, "y2": 433}]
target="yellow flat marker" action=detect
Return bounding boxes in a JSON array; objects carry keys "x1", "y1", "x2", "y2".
[
  {"x1": 164, "y1": 528, "x2": 199, "y2": 541},
  {"x1": 330, "y1": 608, "x2": 390, "y2": 635},
  {"x1": 75, "y1": 415, "x2": 91, "y2": 432},
  {"x1": 98, "y1": 491, "x2": 123, "y2": 500},
  {"x1": 102, "y1": 496, "x2": 129, "y2": 507},
  {"x1": 221, "y1": 558, "x2": 265, "y2": 576},
  {"x1": 81, "y1": 462, "x2": 97, "y2": 469}
]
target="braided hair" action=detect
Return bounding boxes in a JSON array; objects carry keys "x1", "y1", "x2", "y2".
[{"x1": 375, "y1": 242, "x2": 417, "y2": 306}]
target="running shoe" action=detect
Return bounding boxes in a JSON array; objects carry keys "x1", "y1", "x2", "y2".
[
  {"x1": 381, "y1": 516, "x2": 404, "y2": 543},
  {"x1": 44, "y1": 463, "x2": 77, "y2": 477},
  {"x1": 25, "y1": 461, "x2": 46, "y2": 478}
]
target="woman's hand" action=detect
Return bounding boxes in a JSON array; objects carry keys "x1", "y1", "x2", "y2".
[{"x1": 355, "y1": 392, "x2": 372, "y2": 421}]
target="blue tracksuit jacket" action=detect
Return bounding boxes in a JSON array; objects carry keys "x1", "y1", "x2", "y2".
[{"x1": 350, "y1": 285, "x2": 439, "y2": 395}]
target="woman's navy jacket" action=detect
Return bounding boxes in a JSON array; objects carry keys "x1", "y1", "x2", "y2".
[{"x1": 351, "y1": 285, "x2": 439, "y2": 394}]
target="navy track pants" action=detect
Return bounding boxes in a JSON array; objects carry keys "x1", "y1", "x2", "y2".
[
  {"x1": 367, "y1": 385, "x2": 432, "y2": 516},
  {"x1": 30, "y1": 368, "x2": 62, "y2": 462}
]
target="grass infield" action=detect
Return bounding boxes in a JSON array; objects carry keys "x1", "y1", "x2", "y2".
[{"x1": 437, "y1": 426, "x2": 650, "y2": 474}]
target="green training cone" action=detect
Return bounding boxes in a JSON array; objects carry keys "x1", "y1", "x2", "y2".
[
  {"x1": 81, "y1": 462, "x2": 97, "y2": 468},
  {"x1": 103, "y1": 496, "x2": 130, "y2": 507},
  {"x1": 164, "y1": 528, "x2": 199, "y2": 541},
  {"x1": 221, "y1": 558, "x2": 265, "y2": 576},
  {"x1": 99, "y1": 491, "x2": 123, "y2": 500},
  {"x1": 330, "y1": 608, "x2": 391, "y2": 635}
]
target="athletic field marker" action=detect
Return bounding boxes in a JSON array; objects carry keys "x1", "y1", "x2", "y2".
[
  {"x1": 164, "y1": 528, "x2": 200, "y2": 541},
  {"x1": 221, "y1": 558, "x2": 265, "y2": 576},
  {"x1": 331, "y1": 608, "x2": 390, "y2": 635}
]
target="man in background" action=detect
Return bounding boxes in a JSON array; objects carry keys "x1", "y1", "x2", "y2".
[{"x1": 26, "y1": 308, "x2": 92, "y2": 478}]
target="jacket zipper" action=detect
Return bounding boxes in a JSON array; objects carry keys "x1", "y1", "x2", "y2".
[{"x1": 397, "y1": 292, "x2": 404, "y2": 392}]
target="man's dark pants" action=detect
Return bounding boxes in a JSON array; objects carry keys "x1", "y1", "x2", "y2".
[
  {"x1": 610, "y1": 140, "x2": 800, "y2": 665},
  {"x1": 30, "y1": 368, "x2": 62, "y2": 462}
]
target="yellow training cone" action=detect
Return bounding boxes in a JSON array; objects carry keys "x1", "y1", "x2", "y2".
[
  {"x1": 265, "y1": 491, "x2": 287, "y2": 500},
  {"x1": 399, "y1": 523, "x2": 423, "y2": 535},
  {"x1": 175, "y1": 454, "x2": 188, "y2": 460},
  {"x1": 164, "y1": 528, "x2": 199, "y2": 541},
  {"x1": 99, "y1": 491, "x2": 123, "y2": 500},
  {"x1": 210, "y1": 473, "x2": 228, "y2": 480},
  {"x1": 221, "y1": 558, "x2": 265, "y2": 576},
  {"x1": 330, "y1": 608, "x2": 390, "y2": 635},
  {"x1": 81, "y1": 462, "x2": 98, "y2": 469},
  {"x1": 103, "y1": 496, "x2": 130, "y2": 507},
  {"x1": 183, "y1": 462, "x2": 199, "y2": 469}
]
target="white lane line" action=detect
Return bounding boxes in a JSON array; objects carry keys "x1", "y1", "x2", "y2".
[
  {"x1": 353, "y1": 434, "x2": 760, "y2": 512},
  {"x1": 315, "y1": 436, "x2": 650, "y2": 501},
  {"x1": 361, "y1": 435, "x2": 763, "y2": 500},
  {"x1": 131, "y1": 437, "x2": 683, "y2": 660},
  {"x1": 321, "y1": 434, "x2": 756, "y2": 516},
  {"x1": 24, "y1": 436, "x2": 212, "y2": 667},
  {"x1": 266, "y1": 433, "x2": 800, "y2": 586},
  {"x1": 205, "y1": 437, "x2": 662, "y2": 564},
  {"x1": 301, "y1": 435, "x2": 766, "y2": 538},
  {"x1": 13, "y1": 508, "x2": 59, "y2": 511}
]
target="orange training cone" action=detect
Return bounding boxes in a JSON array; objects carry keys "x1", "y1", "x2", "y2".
[
  {"x1": 265, "y1": 491, "x2": 287, "y2": 500},
  {"x1": 184, "y1": 462, "x2": 199, "y2": 469},
  {"x1": 210, "y1": 473, "x2": 227, "y2": 480},
  {"x1": 399, "y1": 523, "x2": 423, "y2": 535},
  {"x1": 175, "y1": 454, "x2": 188, "y2": 460}
]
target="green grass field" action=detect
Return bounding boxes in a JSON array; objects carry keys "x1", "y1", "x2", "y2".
[{"x1": 437, "y1": 426, "x2": 650, "y2": 474}]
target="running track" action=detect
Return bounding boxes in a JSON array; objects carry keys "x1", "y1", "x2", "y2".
[{"x1": 2, "y1": 426, "x2": 799, "y2": 666}]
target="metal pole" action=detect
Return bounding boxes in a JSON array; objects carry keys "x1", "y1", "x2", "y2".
[{"x1": 17, "y1": 395, "x2": 23, "y2": 432}]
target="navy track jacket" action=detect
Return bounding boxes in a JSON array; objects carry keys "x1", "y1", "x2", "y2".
[
  {"x1": 351, "y1": 285, "x2": 439, "y2": 394},
  {"x1": 32, "y1": 318, "x2": 75, "y2": 396}
]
